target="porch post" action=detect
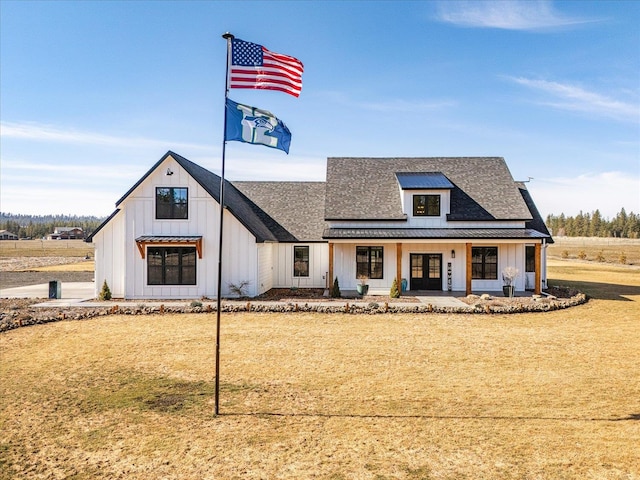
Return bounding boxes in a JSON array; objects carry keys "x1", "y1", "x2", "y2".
[
  {"x1": 534, "y1": 242, "x2": 541, "y2": 295},
  {"x1": 465, "y1": 242, "x2": 472, "y2": 295},
  {"x1": 328, "y1": 242, "x2": 334, "y2": 288},
  {"x1": 396, "y1": 242, "x2": 402, "y2": 296}
]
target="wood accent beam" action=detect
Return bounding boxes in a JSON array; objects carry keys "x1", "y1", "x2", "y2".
[
  {"x1": 396, "y1": 242, "x2": 402, "y2": 297},
  {"x1": 465, "y1": 242, "x2": 472, "y2": 295},
  {"x1": 534, "y1": 242, "x2": 541, "y2": 295}
]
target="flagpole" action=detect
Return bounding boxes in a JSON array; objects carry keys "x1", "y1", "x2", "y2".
[{"x1": 215, "y1": 31, "x2": 234, "y2": 416}]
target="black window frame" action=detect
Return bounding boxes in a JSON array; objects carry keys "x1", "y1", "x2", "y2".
[
  {"x1": 356, "y1": 246, "x2": 384, "y2": 280},
  {"x1": 471, "y1": 246, "x2": 498, "y2": 280},
  {"x1": 413, "y1": 194, "x2": 441, "y2": 217},
  {"x1": 525, "y1": 246, "x2": 535, "y2": 272},
  {"x1": 147, "y1": 246, "x2": 197, "y2": 285},
  {"x1": 156, "y1": 187, "x2": 188, "y2": 219},
  {"x1": 293, "y1": 245, "x2": 310, "y2": 277}
]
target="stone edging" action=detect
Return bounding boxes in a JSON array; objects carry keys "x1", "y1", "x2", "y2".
[{"x1": 0, "y1": 293, "x2": 588, "y2": 333}]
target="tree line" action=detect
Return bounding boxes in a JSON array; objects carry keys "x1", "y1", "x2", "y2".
[
  {"x1": 545, "y1": 208, "x2": 639, "y2": 238},
  {"x1": 0, "y1": 213, "x2": 106, "y2": 239}
]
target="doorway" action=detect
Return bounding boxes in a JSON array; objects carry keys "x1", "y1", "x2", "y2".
[{"x1": 410, "y1": 253, "x2": 442, "y2": 290}]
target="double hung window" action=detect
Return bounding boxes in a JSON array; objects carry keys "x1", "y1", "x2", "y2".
[{"x1": 293, "y1": 246, "x2": 309, "y2": 277}]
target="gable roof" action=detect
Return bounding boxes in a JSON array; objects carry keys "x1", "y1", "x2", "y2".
[
  {"x1": 325, "y1": 157, "x2": 533, "y2": 221},
  {"x1": 232, "y1": 181, "x2": 326, "y2": 241},
  {"x1": 88, "y1": 151, "x2": 299, "y2": 243}
]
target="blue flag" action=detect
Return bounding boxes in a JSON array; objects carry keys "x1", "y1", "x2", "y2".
[{"x1": 225, "y1": 98, "x2": 291, "y2": 154}]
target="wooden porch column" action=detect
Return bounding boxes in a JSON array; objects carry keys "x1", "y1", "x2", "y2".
[
  {"x1": 396, "y1": 242, "x2": 402, "y2": 296},
  {"x1": 534, "y1": 242, "x2": 542, "y2": 295},
  {"x1": 328, "y1": 242, "x2": 334, "y2": 288},
  {"x1": 465, "y1": 242, "x2": 472, "y2": 295}
]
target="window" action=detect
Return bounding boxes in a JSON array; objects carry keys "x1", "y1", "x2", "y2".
[
  {"x1": 526, "y1": 246, "x2": 535, "y2": 272},
  {"x1": 294, "y1": 246, "x2": 309, "y2": 277},
  {"x1": 148, "y1": 247, "x2": 196, "y2": 285},
  {"x1": 471, "y1": 247, "x2": 498, "y2": 280},
  {"x1": 413, "y1": 194, "x2": 440, "y2": 216},
  {"x1": 356, "y1": 246, "x2": 383, "y2": 279},
  {"x1": 156, "y1": 187, "x2": 188, "y2": 219}
]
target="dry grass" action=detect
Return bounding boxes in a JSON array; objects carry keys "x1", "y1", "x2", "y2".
[
  {"x1": 0, "y1": 240, "x2": 93, "y2": 258},
  {"x1": 1, "y1": 259, "x2": 639, "y2": 479},
  {"x1": 548, "y1": 237, "x2": 640, "y2": 265}
]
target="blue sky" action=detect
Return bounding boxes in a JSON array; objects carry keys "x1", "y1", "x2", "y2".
[{"x1": 1, "y1": 0, "x2": 638, "y2": 219}]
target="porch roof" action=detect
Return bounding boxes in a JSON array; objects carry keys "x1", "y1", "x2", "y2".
[{"x1": 322, "y1": 228, "x2": 551, "y2": 240}]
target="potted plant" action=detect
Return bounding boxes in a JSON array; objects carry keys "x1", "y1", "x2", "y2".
[
  {"x1": 502, "y1": 266, "x2": 519, "y2": 297},
  {"x1": 356, "y1": 274, "x2": 369, "y2": 296}
]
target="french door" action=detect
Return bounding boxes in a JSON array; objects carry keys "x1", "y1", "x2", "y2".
[{"x1": 410, "y1": 253, "x2": 442, "y2": 290}]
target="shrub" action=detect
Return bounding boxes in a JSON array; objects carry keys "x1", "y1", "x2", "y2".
[
  {"x1": 98, "y1": 280, "x2": 112, "y2": 301},
  {"x1": 595, "y1": 250, "x2": 605, "y2": 262},
  {"x1": 330, "y1": 277, "x2": 341, "y2": 298},
  {"x1": 619, "y1": 252, "x2": 627, "y2": 265},
  {"x1": 577, "y1": 250, "x2": 587, "y2": 260},
  {"x1": 390, "y1": 278, "x2": 400, "y2": 298},
  {"x1": 561, "y1": 250, "x2": 569, "y2": 259}
]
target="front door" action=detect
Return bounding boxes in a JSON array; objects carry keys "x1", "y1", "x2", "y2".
[{"x1": 410, "y1": 254, "x2": 442, "y2": 290}]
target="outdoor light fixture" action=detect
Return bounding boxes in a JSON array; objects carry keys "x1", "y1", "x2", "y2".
[
  {"x1": 166, "y1": 168, "x2": 174, "y2": 176},
  {"x1": 451, "y1": 249, "x2": 455, "y2": 258}
]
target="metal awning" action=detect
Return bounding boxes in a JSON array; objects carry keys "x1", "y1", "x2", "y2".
[{"x1": 135, "y1": 235, "x2": 203, "y2": 259}]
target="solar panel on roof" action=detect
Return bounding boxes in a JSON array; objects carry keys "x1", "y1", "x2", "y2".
[{"x1": 395, "y1": 172, "x2": 454, "y2": 189}]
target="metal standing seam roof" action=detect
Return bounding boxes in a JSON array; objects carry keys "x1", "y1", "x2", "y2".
[
  {"x1": 323, "y1": 228, "x2": 550, "y2": 240},
  {"x1": 395, "y1": 172, "x2": 455, "y2": 189}
]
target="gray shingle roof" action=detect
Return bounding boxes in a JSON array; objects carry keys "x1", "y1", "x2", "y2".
[
  {"x1": 232, "y1": 181, "x2": 326, "y2": 241},
  {"x1": 325, "y1": 157, "x2": 533, "y2": 221}
]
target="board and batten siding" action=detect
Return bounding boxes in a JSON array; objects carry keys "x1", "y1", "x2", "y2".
[
  {"x1": 96, "y1": 156, "x2": 260, "y2": 299},
  {"x1": 272, "y1": 243, "x2": 329, "y2": 289}
]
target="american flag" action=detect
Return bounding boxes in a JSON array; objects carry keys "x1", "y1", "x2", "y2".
[{"x1": 229, "y1": 39, "x2": 304, "y2": 98}]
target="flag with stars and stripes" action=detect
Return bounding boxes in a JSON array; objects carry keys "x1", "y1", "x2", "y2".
[{"x1": 229, "y1": 38, "x2": 304, "y2": 98}]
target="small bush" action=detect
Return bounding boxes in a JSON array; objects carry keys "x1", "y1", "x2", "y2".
[
  {"x1": 190, "y1": 300, "x2": 203, "y2": 308},
  {"x1": 330, "y1": 277, "x2": 341, "y2": 298},
  {"x1": 561, "y1": 250, "x2": 569, "y2": 259},
  {"x1": 98, "y1": 280, "x2": 112, "y2": 301},
  {"x1": 595, "y1": 250, "x2": 605, "y2": 262},
  {"x1": 390, "y1": 278, "x2": 400, "y2": 298},
  {"x1": 577, "y1": 250, "x2": 587, "y2": 260},
  {"x1": 619, "y1": 252, "x2": 627, "y2": 265}
]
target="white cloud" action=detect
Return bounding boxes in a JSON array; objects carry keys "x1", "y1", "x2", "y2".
[
  {"x1": 507, "y1": 77, "x2": 639, "y2": 123},
  {"x1": 527, "y1": 171, "x2": 640, "y2": 219},
  {"x1": 0, "y1": 121, "x2": 209, "y2": 151},
  {"x1": 435, "y1": 0, "x2": 599, "y2": 31}
]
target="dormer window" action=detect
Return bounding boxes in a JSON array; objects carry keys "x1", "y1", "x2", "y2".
[{"x1": 413, "y1": 194, "x2": 440, "y2": 216}]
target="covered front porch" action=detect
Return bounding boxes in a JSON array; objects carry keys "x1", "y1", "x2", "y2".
[{"x1": 326, "y1": 237, "x2": 546, "y2": 296}]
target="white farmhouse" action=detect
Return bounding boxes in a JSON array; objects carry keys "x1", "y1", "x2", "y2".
[{"x1": 87, "y1": 151, "x2": 552, "y2": 299}]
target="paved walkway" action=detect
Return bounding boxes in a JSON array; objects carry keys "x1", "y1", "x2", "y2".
[{"x1": 1, "y1": 282, "x2": 478, "y2": 309}]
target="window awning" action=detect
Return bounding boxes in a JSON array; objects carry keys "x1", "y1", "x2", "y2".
[{"x1": 135, "y1": 235, "x2": 203, "y2": 259}]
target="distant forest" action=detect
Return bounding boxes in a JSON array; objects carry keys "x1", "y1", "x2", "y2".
[
  {"x1": 1, "y1": 209, "x2": 639, "y2": 240},
  {"x1": 0, "y1": 213, "x2": 106, "y2": 239},
  {"x1": 545, "y1": 208, "x2": 639, "y2": 238}
]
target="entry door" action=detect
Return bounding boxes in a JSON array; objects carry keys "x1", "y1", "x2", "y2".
[{"x1": 410, "y1": 254, "x2": 442, "y2": 290}]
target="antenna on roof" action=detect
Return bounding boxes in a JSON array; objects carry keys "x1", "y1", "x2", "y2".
[{"x1": 522, "y1": 177, "x2": 534, "y2": 183}]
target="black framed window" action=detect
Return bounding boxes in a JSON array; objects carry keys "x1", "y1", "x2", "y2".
[
  {"x1": 413, "y1": 194, "x2": 440, "y2": 216},
  {"x1": 293, "y1": 246, "x2": 309, "y2": 277},
  {"x1": 156, "y1": 187, "x2": 188, "y2": 219},
  {"x1": 471, "y1": 247, "x2": 498, "y2": 280},
  {"x1": 148, "y1": 247, "x2": 196, "y2": 285},
  {"x1": 526, "y1": 246, "x2": 535, "y2": 272},
  {"x1": 356, "y1": 246, "x2": 383, "y2": 279}
]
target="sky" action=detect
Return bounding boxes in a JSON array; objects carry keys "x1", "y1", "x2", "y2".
[{"x1": 1, "y1": 0, "x2": 638, "y2": 220}]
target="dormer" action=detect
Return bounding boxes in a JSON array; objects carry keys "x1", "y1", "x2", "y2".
[{"x1": 395, "y1": 172, "x2": 454, "y2": 226}]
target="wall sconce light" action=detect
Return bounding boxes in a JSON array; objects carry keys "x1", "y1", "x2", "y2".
[
  {"x1": 451, "y1": 249, "x2": 455, "y2": 258},
  {"x1": 166, "y1": 168, "x2": 174, "y2": 176}
]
